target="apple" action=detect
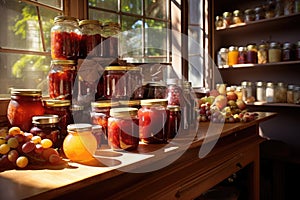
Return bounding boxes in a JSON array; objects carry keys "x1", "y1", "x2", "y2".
[
  {"x1": 209, "y1": 89, "x2": 220, "y2": 97},
  {"x1": 214, "y1": 95, "x2": 228, "y2": 110},
  {"x1": 236, "y1": 99, "x2": 246, "y2": 110},
  {"x1": 226, "y1": 91, "x2": 238, "y2": 101}
]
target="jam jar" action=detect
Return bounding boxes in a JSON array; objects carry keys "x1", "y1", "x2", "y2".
[
  {"x1": 274, "y1": 82, "x2": 287, "y2": 103},
  {"x1": 104, "y1": 66, "x2": 127, "y2": 99},
  {"x1": 266, "y1": 82, "x2": 275, "y2": 103},
  {"x1": 166, "y1": 79, "x2": 183, "y2": 106},
  {"x1": 166, "y1": 105, "x2": 181, "y2": 140},
  {"x1": 258, "y1": 43, "x2": 268, "y2": 64},
  {"x1": 228, "y1": 46, "x2": 239, "y2": 66},
  {"x1": 217, "y1": 48, "x2": 229, "y2": 67},
  {"x1": 79, "y1": 19, "x2": 102, "y2": 58},
  {"x1": 48, "y1": 60, "x2": 77, "y2": 100},
  {"x1": 215, "y1": 16, "x2": 224, "y2": 29},
  {"x1": 43, "y1": 99, "x2": 72, "y2": 138},
  {"x1": 222, "y1": 12, "x2": 232, "y2": 27},
  {"x1": 282, "y1": 42, "x2": 295, "y2": 61},
  {"x1": 246, "y1": 44, "x2": 258, "y2": 64},
  {"x1": 30, "y1": 115, "x2": 61, "y2": 149},
  {"x1": 108, "y1": 107, "x2": 139, "y2": 151},
  {"x1": 237, "y1": 46, "x2": 247, "y2": 64},
  {"x1": 268, "y1": 42, "x2": 282, "y2": 63},
  {"x1": 244, "y1": 9, "x2": 255, "y2": 22},
  {"x1": 256, "y1": 81, "x2": 266, "y2": 102},
  {"x1": 232, "y1": 10, "x2": 244, "y2": 24},
  {"x1": 119, "y1": 100, "x2": 141, "y2": 109},
  {"x1": 144, "y1": 82, "x2": 167, "y2": 99},
  {"x1": 127, "y1": 66, "x2": 143, "y2": 99},
  {"x1": 51, "y1": 15, "x2": 81, "y2": 60},
  {"x1": 101, "y1": 22, "x2": 121, "y2": 58},
  {"x1": 7, "y1": 89, "x2": 44, "y2": 132},
  {"x1": 287, "y1": 84, "x2": 295, "y2": 103},
  {"x1": 138, "y1": 99, "x2": 168, "y2": 144},
  {"x1": 63, "y1": 123, "x2": 97, "y2": 162}
]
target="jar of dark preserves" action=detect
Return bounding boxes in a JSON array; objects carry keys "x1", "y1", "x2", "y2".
[
  {"x1": 268, "y1": 42, "x2": 282, "y2": 63},
  {"x1": 266, "y1": 0, "x2": 276, "y2": 18},
  {"x1": 244, "y1": 9, "x2": 255, "y2": 22},
  {"x1": 247, "y1": 44, "x2": 258, "y2": 64},
  {"x1": 126, "y1": 66, "x2": 143, "y2": 100},
  {"x1": 238, "y1": 46, "x2": 247, "y2": 64},
  {"x1": 275, "y1": 0, "x2": 284, "y2": 16},
  {"x1": 138, "y1": 99, "x2": 168, "y2": 144},
  {"x1": 104, "y1": 66, "x2": 127, "y2": 99},
  {"x1": 144, "y1": 82, "x2": 167, "y2": 99},
  {"x1": 7, "y1": 89, "x2": 44, "y2": 132},
  {"x1": 79, "y1": 19, "x2": 102, "y2": 58},
  {"x1": 51, "y1": 15, "x2": 81, "y2": 60},
  {"x1": 101, "y1": 22, "x2": 120, "y2": 58},
  {"x1": 30, "y1": 115, "x2": 61, "y2": 149},
  {"x1": 166, "y1": 105, "x2": 181, "y2": 140},
  {"x1": 282, "y1": 42, "x2": 295, "y2": 61},
  {"x1": 48, "y1": 60, "x2": 77, "y2": 100},
  {"x1": 258, "y1": 44, "x2": 268, "y2": 64},
  {"x1": 108, "y1": 107, "x2": 139, "y2": 151},
  {"x1": 222, "y1": 12, "x2": 232, "y2": 27},
  {"x1": 255, "y1": 7, "x2": 265, "y2": 20},
  {"x1": 166, "y1": 79, "x2": 183, "y2": 106}
]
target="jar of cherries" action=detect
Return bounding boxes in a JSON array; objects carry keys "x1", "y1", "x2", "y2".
[{"x1": 166, "y1": 79, "x2": 183, "y2": 106}]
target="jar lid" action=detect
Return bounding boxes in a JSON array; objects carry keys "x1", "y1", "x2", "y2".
[
  {"x1": 258, "y1": 44, "x2": 267, "y2": 49},
  {"x1": 241, "y1": 81, "x2": 252, "y2": 86},
  {"x1": 51, "y1": 60, "x2": 77, "y2": 65},
  {"x1": 294, "y1": 86, "x2": 300, "y2": 91},
  {"x1": 277, "y1": 82, "x2": 286, "y2": 87},
  {"x1": 266, "y1": 82, "x2": 274, "y2": 87},
  {"x1": 109, "y1": 107, "x2": 138, "y2": 118},
  {"x1": 43, "y1": 99, "x2": 71, "y2": 107},
  {"x1": 79, "y1": 19, "x2": 100, "y2": 27},
  {"x1": 167, "y1": 105, "x2": 181, "y2": 112},
  {"x1": 91, "y1": 100, "x2": 120, "y2": 108},
  {"x1": 216, "y1": 16, "x2": 223, "y2": 20},
  {"x1": 283, "y1": 42, "x2": 292, "y2": 49},
  {"x1": 105, "y1": 66, "x2": 140, "y2": 71},
  {"x1": 254, "y1": 7, "x2": 263, "y2": 13},
  {"x1": 238, "y1": 46, "x2": 247, "y2": 51},
  {"x1": 228, "y1": 46, "x2": 238, "y2": 51},
  {"x1": 223, "y1": 12, "x2": 232, "y2": 18},
  {"x1": 67, "y1": 123, "x2": 92, "y2": 132},
  {"x1": 287, "y1": 84, "x2": 295, "y2": 90},
  {"x1": 32, "y1": 115, "x2": 60, "y2": 124},
  {"x1": 269, "y1": 42, "x2": 280, "y2": 48},
  {"x1": 247, "y1": 44, "x2": 257, "y2": 50},
  {"x1": 256, "y1": 81, "x2": 265, "y2": 87},
  {"x1": 70, "y1": 104, "x2": 84, "y2": 111},
  {"x1": 233, "y1": 10, "x2": 241, "y2": 16},
  {"x1": 11, "y1": 88, "x2": 42, "y2": 97},
  {"x1": 219, "y1": 47, "x2": 229, "y2": 52},
  {"x1": 119, "y1": 100, "x2": 140, "y2": 107},
  {"x1": 140, "y1": 99, "x2": 168, "y2": 106},
  {"x1": 103, "y1": 22, "x2": 120, "y2": 27},
  {"x1": 166, "y1": 78, "x2": 178, "y2": 85},
  {"x1": 244, "y1": 9, "x2": 254, "y2": 15},
  {"x1": 54, "y1": 15, "x2": 78, "y2": 23}
]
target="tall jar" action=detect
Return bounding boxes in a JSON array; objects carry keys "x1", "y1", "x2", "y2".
[
  {"x1": 228, "y1": 46, "x2": 239, "y2": 66},
  {"x1": 217, "y1": 47, "x2": 229, "y2": 67},
  {"x1": 138, "y1": 99, "x2": 168, "y2": 144},
  {"x1": 266, "y1": 82, "x2": 275, "y2": 103},
  {"x1": 246, "y1": 44, "x2": 258, "y2": 64},
  {"x1": 244, "y1": 9, "x2": 255, "y2": 22},
  {"x1": 258, "y1": 44, "x2": 268, "y2": 64},
  {"x1": 256, "y1": 81, "x2": 266, "y2": 102},
  {"x1": 222, "y1": 12, "x2": 232, "y2": 27},
  {"x1": 268, "y1": 42, "x2": 282, "y2": 63},
  {"x1": 126, "y1": 66, "x2": 143, "y2": 100},
  {"x1": 166, "y1": 79, "x2": 182, "y2": 106},
  {"x1": 7, "y1": 89, "x2": 44, "y2": 132},
  {"x1": 275, "y1": 82, "x2": 287, "y2": 103},
  {"x1": 282, "y1": 42, "x2": 295, "y2": 61},
  {"x1": 266, "y1": 0, "x2": 276, "y2": 18},
  {"x1": 101, "y1": 22, "x2": 121, "y2": 58},
  {"x1": 48, "y1": 60, "x2": 77, "y2": 100},
  {"x1": 79, "y1": 20, "x2": 102, "y2": 58},
  {"x1": 30, "y1": 115, "x2": 61, "y2": 149},
  {"x1": 241, "y1": 81, "x2": 253, "y2": 101},
  {"x1": 51, "y1": 16, "x2": 81, "y2": 60},
  {"x1": 166, "y1": 105, "x2": 181, "y2": 140},
  {"x1": 232, "y1": 10, "x2": 244, "y2": 24},
  {"x1": 238, "y1": 46, "x2": 247, "y2": 64},
  {"x1": 293, "y1": 86, "x2": 300, "y2": 104},
  {"x1": 63, "y1": 123, "x2": 97, "y2": 162},
  {"x1": 108, "y1": 107, "x2": 139, "y2": 151},
  {"x1": 103, "y1": 66, "x2": 127, "y2": 99},
  {"x1": 287, "y1": 84, "x2": 295, "y2": 103}
]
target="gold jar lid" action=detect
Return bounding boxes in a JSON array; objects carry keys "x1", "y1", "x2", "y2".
[
  {"x1": 109, "y1": 107, "x2": 138, "y2": 118},
  {"x1": 119, "y1": 100, "x2": 140, "y2": 107},
  {"x1": 67, "y1": 123, "x2": 92, "y2": 132},
  {"x1": 233, "y1": 10, "x2": 241, "y2": 16},
  {"x1": 247, "y1": 44, "x2": 257, "y2": 51},
  {"x1": 79, "y1": 19, "x2": 100, "y2": 26},
  {"x1": 228, "y1": 46, "x2": 238, "y2": 51},
  {"x1": 91, "y1": 100, "x2": 120, "y2": 108},
  {"x1": 167, "y1": 105, "x2": 181, "y2": 112},
  {"x1": 54, "y1": 15, "x2": 78, "y2": 23},
  {"x1": 51, "y1": 60, "x2": 77, "y2": 65},
  {"x1": 223, "y1": 12, "x2": 232, "y2": 18},
  {"x1": 43, "y1": 99, "x2": 71, "y2": 107},
  {"x1": 140, "y1": 99, "x2": 168, "y2": 106},
  {"x1": 10, "y1": 88, "x2": 42, "y2": 97},
  {"x1": 32, "y1": 115, "x2": 60, "y2": 124},
  {"x1": 105, "y1": 66, "x2": 140, "y2": 71}
]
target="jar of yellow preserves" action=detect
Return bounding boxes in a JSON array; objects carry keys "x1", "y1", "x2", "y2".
[{"x1": 228, "y1": 46, "x2": 239, "y2": 66}]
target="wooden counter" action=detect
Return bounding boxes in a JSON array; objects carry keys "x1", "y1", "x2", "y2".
[{"x1": 0, "y1": 112, "x2": 276, "y2": 200}]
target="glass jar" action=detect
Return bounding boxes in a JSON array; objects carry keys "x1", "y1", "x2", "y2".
[
  {"x1": 266, "y1": 0, "x2": 276, "y2": 18},
  {"x1": 238, "y1": 46, "x2": 247, "y2": 64},
  {"x1": 246, "y1": 44, "x2": 258, "y2": 64},
  {"x1": 79, "y1": 19, "x2": 102, "y2": 58},
  {"x1": 258, "y1": 44, "x2": 268, "y2": 64},
  {"x1": 217, "y1": 47, "x2": 229, "y2": 67},
  {"x1": 287, "y1": 84, "x2": 295, "y2": 103},
  {"x1": 144, "y1": 82, "x2": 167, "y2": 99},
  {"x1": 293, "y1": 86, "x2": 300, "y2": 104},
  {"x1": 275, "y1": 82, "x2": 287, "y2": 103},
  {"x1": 166, "y1": 105, "x2": 181, "y2": 140},
  {"x1": 166, "y1": 79, "x2": 183, "y2": 106},
  {"x1": 215, "y1": 16, "x2": 224, "y2": 29},
  {"x1": 282, "y1": 42, "x2": 295, "y2": 61},
  {"x1": 92, "y1": 125, "x2": 103, "y2": 149},
  {"x1": 63, "y1": 123, "x2": 97, "y2": 162},
  {"x1": 30, "y1": 115, "x2": 61, "y2": 149},
  {"x1": 256, "y1": 81, "x2": 266, "y2": 102},
  {"x1": 266, "y1": 82, "x2": 275, "y2": 103},
  {"x1": 255, "y1": 7, "x2": 265, "y2": 20},
  {"x1": 101, "y1": 22, "x2": 121, "y2": 58},
  {"x1": 297, "y1": 41, "x2": 300, "y2": 60},
  {"x1": 295, "y1": 0, "x2": 300, "y2": 12},
  {"x1": 51, "y1": 15, "x2": 81, "y2": 60},
  {"x1": 275, "y1": 0, "x2": 284, "y2": 16},
  {"x1": 48, "y1": 60, "x2": 77, "y2": 100},
  {"x1": 43, "y1": 99, "x2": 72, "y2": 139},
  {"x1": 126, "y1": 66, "x2": 143, "y2": 100},
  {"x1": 138, "y1": 99, "x2": 168, "y2": 144},
  {"x1": 284, "y1": 0, "x2": 295, "y2": 15},
  {"x1": 241, "y1": 81, "x2": 253, "y2": 101},
  {"x1": 268, "y1": 42, "x2": 282, "y2": 63},
  {"x1": 104, "y1": 66, "x2": 127, "y2": 99},
  {"x1": 233, "y1": 10, "x2": 244, "y2": 24},
  {"x1": 71, "y1": 104, "x2": 91, "y2": 124},
  {"x1": 244, "y1": 9, "x2": 255, "y2": 22},
  {"x1": 222, "y1": 12, "x2": 232, "y2": 27},
  {"x1": 228, "y1": 46, "x2": 239, "y2": 66},
  {"x1": 119, "y1": 100, "x2": 141, "y2": 109},
  {"x1": 108, "y1": 107, "x2": 139, "y2": 151},
  {"x1": 7, "y1": 89, "x2": 44, "y2": 132}
]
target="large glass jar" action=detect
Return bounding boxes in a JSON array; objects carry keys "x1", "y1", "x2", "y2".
[
  {"x1": 48, "y1": 60, "x2": 77, "y2": 100},
  {"x1": 238, "y1": 46, "x2": 247, "y2": 64},
  {"x1": 232, "y1": 10, "x2": 244, "y2": 24},
  {"x1": 266, "y1": 82, "x2": 275, "y2": 103},
  {"x1": 217, "y1": 47, "x2": 229, "y2": 67},
  {"x1": 103, "y1": 66, "x2": 127, "y2": 99},
  {"x1": 51, "y1": 15, "x2": 81, "y2": 60},
  {"x1": 166, "y1": 105, "x2": 181, "y2": 140},
  {"x1": 256, "y1": 81, "x2": 266, "y2": 102},
  {"x1": 30, "y1": 115, "x2": 61, "y2": 149},
  {"x1": 79, "y1": 20, "x2": 102, "y2": 58},
  {"x1": 282, "y1": 42, "x2": 295, "y2": 61},
  {"x1": 247, "y1": 44, "x2": 258, "y2": 64},
  {"x1": 274, "y1": 82, "x2": 287, "y2": 103},
  {"x1": 138, "y1": 99, "x2": 168, "y2": 144},
  {"x1": 241, "y1": 81, "x2": 253, "y2": 101},
  {"x1": 108, "y1": 107, "x2": 139, "y2": 151},
  {"x1": 63, "y1": 123, "x2": 97, "y2": 162},
  {"x1": 258, "y1": 44, "x2": 268, "y2": 64},
  {"x1": 7, "y1": 89, "x2": 44, "y2": 132},
  {"x1": 101, "y1": 22, "x2": 121, "y2": 58},
  {"x1": 166, "y1": 79, "x2": 182, "y2": 106},
  {"x1": 268, "y1": 42, "x2": 282, "y2": 63},
  {"x1": 228, "y1": 46, "x2": 239, "y2": 66}
]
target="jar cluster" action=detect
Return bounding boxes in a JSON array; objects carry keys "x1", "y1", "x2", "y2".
[
  {"x1": 215, "y1": 0, "x2": 300, "y2": 30},
  {"x1": 217, "y1": 40, "x2": 300, "y2": 67}
]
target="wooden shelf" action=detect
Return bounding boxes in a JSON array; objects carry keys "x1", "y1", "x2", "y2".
[
  {"x1": 247, "y1": 102, "x2": 300, "y2": 108},
  {"x1": 218, "y1": 60, "x2": 300, "y2": 70}
]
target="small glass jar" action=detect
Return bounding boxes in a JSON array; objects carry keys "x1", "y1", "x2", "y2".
[
  {"x1": 284, "y1": 0, "x2": 295, "y2": 15},
  {"x1": 244, "y1": 9, "x2": 255, "y2": 22},
  {"x1": 293, "y1": 86, "x2": 300, "y2": 104},
  {"x1": 51, "y1": 16, "x2": 81, "y2": 60},
  {"x1": 296, "y1": 41, "x2": 300, "y2": 60},
  {"x1": 92, "y1": 125, "x2": 103, "y2": 149},
  {"x1": 7, "y1": 89, "x2": 45, "y2": 132},
  {"x1": 287, "y1": 84, "x2": 295, "y2": 103},
  {"x1": 126, "y1": 66, "x2": 143, "y2": 100},
  {"x1": 241, "y1": 81, "x2": 253, "y2": 101},
  {"x1": 295, "y1": 0, "x2": 300, "y2": 12},
  {"x1": 275, "y1": 82, "x2": 287, "y2": 103},
  {"x1": 258, "y1": 44, "x2": 268, "y2": 64},
  {"x1": 166, "y1": 105, "x2": 181, "y2": 140},
  {"x1": 223, "y1": 12, "x2": 232, "y2": 27},
  {"x1": 138, "y1": 99, "x2": 168, "y2": 144},
  {"x1": 108, "y1": 107, "x2": 139, "y2": 151},
  {"x1": 246, "y1": 44, "x2": 258, "y2": 64},
  {"x1": 266, "y1": 0, "x2": 276, "y2": 18},
  {"x1": 215, "y1": 16, "x2": 224, "y2": 29},
  {"x1": 255, "y1": 7, "x2": 265, "y2": 20},
  {"x1": 233, "y1": 10, "x2": 244, "y2": 24},
  {"x1": 282, "y1": 42, "x2": 295, "y2": 61},
  {"x1": 256, "y1": 81, "x2": 266, "y2": 102},
  {"x1": 268, "y1": 42, "x2": 282, "y2": 63},
  {"x1": 217, "y1": 48, "x2": 229, "y2": 67},
  {"x1": 166, "y1": 79, "x2": 183, "y2": 106},
  {"x1": 228, "y1": 46, "x2": 239, "y2": 66},
  {"x1": 48, "y1": 60, "x2": 77, "y2": 100},
  {"x1": 63, "y1": 123, "x2": 97, "y2": 162},
  {"x1": 238, "y1": 46, "x2": 247, "y2": 64},
  {"x1": 275, "y1": 0, "x2": 284, "y2": 16},
  {"x1": 266, "y1": 82, "x2": 275, "y2": 103},
  {"x1": 79, "y1": 19, "x2": 102, "y2": 58},
  {"x1": 104, "y1": 66, "x2": 127, "y2": 99},
  {"x1": 101, "y1": 22, "x2": 121, "y2": 58},
  {"x1": 30, "y1": 115, "x2": 61, "y2": 149}
]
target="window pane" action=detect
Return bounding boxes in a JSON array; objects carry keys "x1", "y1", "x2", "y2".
[
  {"x1": 35, "y1": 0, "x2": 62, "y2": 9},
  {"x1": 145, "y1": 0, "x2": 167, "y2": 19},
  {"x1": 89, "y1": 0, "x2": 118, "y2": 11},
  {"x1": 121, "y1": 0, "x2": 142, "y2": 15},
  {"x1": 145, "y1": 20, "x2": 167, "y2": 57},
  {"x1": 89, "y1": 10, "x2": 118, "y2": 23}
]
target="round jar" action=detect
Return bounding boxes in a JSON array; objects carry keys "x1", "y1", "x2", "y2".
[
  {"x1": 282, "y1": 42, "x2": 295, "y2": 61},
  {"x1": 284, "y1": 0, "x2": 295, "y2": 15},
  {"x1": 238, "y1": 46, "x2": 247, "y2": 64},
  {"x1": 266, "y1": 0, "x2": 276, "y2": 18},
  {"x1": 215, "y1": 16, "x2": 224, "y2": 29},
  {"x1": 48, "y1": 60, "x2": 77, "y2": 100},
  {"x1": 275, "y1": 0, "x2": 284, "y2": 16},
  {"x1": 287, "y1": 84, "x2": 295, "y2": 103},
  {"x1": 258, "y1": 44, "x2": 268, "y2": 64},
  {"x1": 108, "y1": 107, "x2": 139, "y2": 151},
  {"x1": 246, "y1": 44, "x2": 258, "y2": 64},
  {"x1": 233, "y1": 10, "x2": 244, "y2": 24},
  {"x1": 228, "y1": 46, "x2": 239, "y2": 66},
  {"x1": 79, "y1": 19, "x2": 102, "y2": 58},
  {"x1": 63, "y1": 123, "x2": 97, "y2": 162},
  {"x1": 275, "y1": 82, "x2": 287, "y2": 103},
  {"x1": 255, "y1": 6, "x2": 265, "y2": 20},
  {"x1": 268, "y1": 42, "x2": 282, "y2": 63},
  {"x1": 266, "y1": 82, "x2": 275, "y2": 103},
  {"x1": 166, "y1": 105, "x2": 181, "y2": 140},
  {"x1": 101, "y1": 22, "x2": 121, "y2": 58},
  {"x1": 244, "y1": 9, "x2": 255, "y2": 22},
  {"x1": 7, "y1": 89, "x2": 44, "y2": 132},
  {"x1": 144, "y1": 82, "x2": 167, "y2": 99},
  {"x1": 222, "y1": 12, "x2": 232, "y2": 27},
  {"x1": 51, "y1": 15, "x2": 81, "y2": 60},
  {"x1": 30, "y1": 115, "x2": 61, "y2": 149},
  {"x1": 241, "y1": 81, "x2": 253, "y2": 101},
  {"x1": 256, "y1": 82, "x2": 266, "y2": 102},
  {"x1": 104, "y1": 66, "x2": 127, "y2": 99},
  {"x1": 217, "y1": 47, "x2": 229, "y2": 67}
]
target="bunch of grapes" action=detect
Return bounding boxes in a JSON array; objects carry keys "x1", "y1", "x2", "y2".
[
  {"x1": 0, "y1": 127, "x2": 67, "y2": 171},
  {"x1": 198, "y1": 102, "x2": 227, "y2": 123}
]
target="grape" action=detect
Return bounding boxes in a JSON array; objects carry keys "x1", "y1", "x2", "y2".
[
  {"x1": 24, "y1": 132, "x2": 33, "y2": 140},
  {"x1": 7, "y1": 137, "x2": 19, "y2": 148},
  {"x1": 0, "y1": 138, "x2": 6, "y2": 145},
  {"x1": 42, "y1": 148, "x2": 59, "y2": 160},
  {"x1": 22, "y1": 141, "x2": 35, "y2": 153},
  {"x1": 31, "y1": 136, "x2": 42, "y2": 144},
  {"x1": 34, "y1": 144, "x2": 44, "y2": 154},
  {"x1": 40, "y1": 139, "x2": 53, "y2": 149},
  {"x1": 0, "y1": 144, "x2": 10, "y2": 154},
  {"x1": 8, "y1": 150, "x2": 19, "y2": 162},
  {"x1": 8, "y1": 127, "x2": 21, "y2": 136},
  {"x1": 16, "y1": 156, "x2": 29, "y2": 168},
  {"x1": 49, "y1": 154, "x2": 61, "y2": 164}
]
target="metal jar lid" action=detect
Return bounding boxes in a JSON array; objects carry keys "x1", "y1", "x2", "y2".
[
  {"x1": 140, "y1": 99, "x2": 168, "y2": 107},
  {"x1": 32, "y1": 115, "x2": 60, "y2": 124},
  {"x1": 43, "y1": 99, "x2": 71, "y2": 107},
  {"x1": 67, "y1": 123, "x2": 93, "y2": 132},
  {"x1": 109, "y1": 107, "x2": 138, "y2": 118},
  {"x1": 10, "y1": 88, "x2": 42, "y2": 97},
  {"x1": 79, "y1": 19, "x2": 100, "y2": 27},
  {"x1": 91, "y1": 100, "x2": 120, "y2": 108},
  {"x1": 51, "y1": 60, "x2": 77, "y2": 65},
  {"x1": 167, "y1": 105, "x2": 181, "y2": 112}
]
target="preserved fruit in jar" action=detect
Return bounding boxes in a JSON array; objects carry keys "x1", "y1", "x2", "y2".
[
  {"x1": 244, "y1": 9, "x2": 255, "y2": 22},
  {"x1": 166, "y1": 105, "x2": 181, "y2": 140},
  {"x1": 274, "y1": 82, "x2": 287, "y2": 103},
  {"x1": 51, "y1": 16, "x2": 81, "y2": 60},
  {"x1": 48, "y1": 60, "x2": 77, "y2": 100},
  {"x1": 246, "y1": 44, "x2": 258, "y2": 64},
  {"x1": 233, "y1": 10, "x2": 244, "y2": 24},
  {"x1": 287, "y1": 84, "x2": 295, "y2": 103},
  {"x1": 228, "y1": 46, "x2": 239, "y2": 66},
  {"x1": 101, "y1": 22, "x2": 120, "y2": 58},
  {"x1": 104, "y1": 66, "x2": 128, "y2": 99},
  {"x1": 215, "y1": 16, "x2": 224, "y2": 29},
  {"x1": 268, "y1": 42, "x2": 282, "y2": 63},
  {"x1": 256, "y1": 81, "x2": 266, "y2": 102},
  {"x1": 217, "y1": 48, "x2": 228, "y2": 67},
  {"x1": 222, "y1": 12, "x2": 232, "y2": 27},
  {"x1": 144, "y1": 82, "x2": 167, "y2": 99},
  {"x1": 266, "y1": 82, "x2": 275, "y2": 103},
  {"x1": 7, "y1": 89, "x2": 45, "y2": 132},
  {"x1": 282, "y1": 42, "x2": 295, "y2": 61},
  {"x1": 108, "y1": 107, "x2": 139, "y2": 151},
  {"x1": 258, "y1": 44, "x2": 268, "y2": 64},
  {"x1": 166, "y1": 79, "x2": 183, "y2": 106},
  {"x1": 238, "y1": 46, "x2": 247, "y2": 64}
]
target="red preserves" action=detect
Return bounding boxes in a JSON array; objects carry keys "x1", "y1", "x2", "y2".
[
  {"x1": 101, "y1": 22, "x2": 120, "y2": 58},
  {"x1": 166, "y1": 105, "x2": 181, "y2": 140},
  {"x1": 166, "y1": 79, "x2": 182, "y2": 106},
  {"x1": 7, "y1": 89, "x2": 44, "y2": 132}
]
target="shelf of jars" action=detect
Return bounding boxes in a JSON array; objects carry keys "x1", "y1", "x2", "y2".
[{"x1": 217, "y1": 60, "x2": 300, "y2": 69}]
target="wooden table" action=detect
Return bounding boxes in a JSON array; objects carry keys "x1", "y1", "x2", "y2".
[{"x1": 0, "y1": 112, "x2": 276, "y2": 200}]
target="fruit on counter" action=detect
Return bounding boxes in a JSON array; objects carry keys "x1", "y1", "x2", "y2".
[
  {"x1": 214, "y1": 95, "x2": 228, "y2": 110},
  {"x1": 209, "y1": 89, "x2": 220, "y2": 97},
  {"x1": 226, "y1": 91, "x2": 238, "y2": 101}
]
